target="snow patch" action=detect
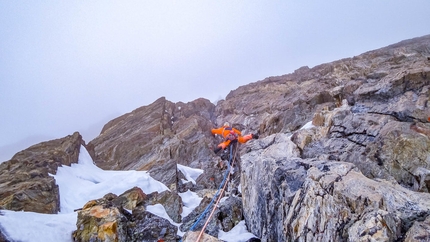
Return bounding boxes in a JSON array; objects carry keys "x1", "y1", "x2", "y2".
[{"x1": 177, "y1": 164, "x2": 203, "y2": 184}]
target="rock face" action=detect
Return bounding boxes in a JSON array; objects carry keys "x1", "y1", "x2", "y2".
[
  {"x1": 81, "y1": 35, "x2": 430, "y2": 241},
  {"x1": 242, "y1": 134, "x2": 430, "y2": 241},
  {"x1": 87, "y1": 97, "x2": 219, "y2": 190},
  {"x1": 180, "y1": 194, "x2": 243, "y2": 238},
  {"x1": 404, "y1": 215, "x2": 430, "y2": 241},
  {"x1": 0, "y1": 132, "x2": 83, "y2": 214},
  {"x1": 2, "y1": 35, "x2": 430, "y2": 241},
  {"x1": 144, "y1": 190, "x2": 183, "y2": 223},
  {"x1": 235, "y1": 35, "x2": 430, "y2": 241},
  {"x1": 297, "y1": 68, "x2": 430, "y2": 191},
  {"x1": 73, "y1": 187, "x2": 179, "y2": 242}
]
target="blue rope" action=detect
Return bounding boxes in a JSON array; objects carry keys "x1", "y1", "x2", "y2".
[{"x1": 188, "y1": 145, "x2": 233, "y2": 232}]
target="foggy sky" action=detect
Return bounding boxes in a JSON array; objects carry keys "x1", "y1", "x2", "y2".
[{"x1": 1, "y1": 1, "x2": 430, "y2": 161}]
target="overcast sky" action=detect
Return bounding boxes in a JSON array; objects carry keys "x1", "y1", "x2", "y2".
[{"x1": 1, "y1": 1, "x2": 430, "y2": 161}]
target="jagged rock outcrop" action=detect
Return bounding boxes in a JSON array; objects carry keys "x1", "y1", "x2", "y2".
[
  {"x1": 87, "y1": 97, "x2": 220, "y2": 190},
  {"x1": 404, "y1": 215, "x2": 430, "y2": 241},
  {"x1": 73, "y1": 187, "x2": 179, "y2": 242},
  {"x1": 0, "y1": 132, "x2": 83, "y2": 214},
  {"x1": 180, "y1": 194, "x2": 243, "y2": 238},
  {"x1": 144, "y1": 189, "x2": 183, "y2": 223},
  {"x1": 288, "y1": 57, "x2": 430, "y2": 192},
  {"x1": 241, "y1": 133, "x2": 430, "y2": 241},
  {"x1": 215, "y1": 35, "x2": 430, "y2": 141},
  {"x1": 71, "y1": 187, "x2": 242, "y2": 241},
  {"x1": 294, "y1": 97, "x2": 430, "y2": 192}
]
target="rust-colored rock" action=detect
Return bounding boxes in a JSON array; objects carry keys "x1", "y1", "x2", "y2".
[{"x1": 73, "y1": 187, "x2": 178, "y2": 242}]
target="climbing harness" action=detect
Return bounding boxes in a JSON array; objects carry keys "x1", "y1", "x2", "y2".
[{"x1": 187, "y1": 143, "x2": 239, "y2": 241}]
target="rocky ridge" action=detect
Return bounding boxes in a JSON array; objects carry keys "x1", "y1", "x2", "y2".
[
  {"x1": 0, "y1": 34, "x2": 429, "y2": 241},
  {"x1": 0, "y1": 132, "x2": 83, "y2": 214}
]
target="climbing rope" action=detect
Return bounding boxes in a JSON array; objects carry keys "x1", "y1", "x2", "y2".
[
  {"x1": 194, "y1": 143, "x2": 239, "y2": 242},
  {"x1": 188, "y1": 152, "x2": 231, "y2": 232},
  {"x1": 189, "y1": 144, "x2": 234, "y2": 232}
]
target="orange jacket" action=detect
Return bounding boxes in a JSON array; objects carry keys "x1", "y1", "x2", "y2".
[
  {"x1": 211, "y1": 125, "x2": 253, "y2": 149},
  {"x1": 212, "y1": 125, "x2": 241, "y2": 138}
]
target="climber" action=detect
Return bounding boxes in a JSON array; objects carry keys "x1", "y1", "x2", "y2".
[{"x1": 211, "y1": 122, "x2": 258, "y2": 154}]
